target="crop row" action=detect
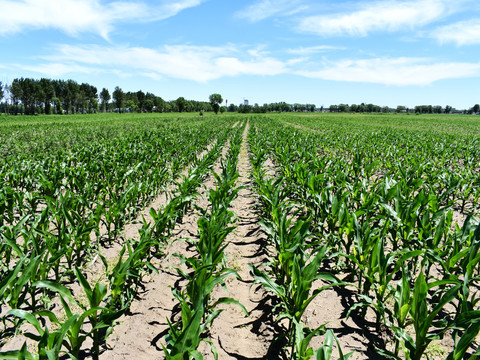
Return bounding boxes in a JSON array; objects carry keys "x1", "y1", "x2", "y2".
[
  {"x1": 163, "y1": 123, "x2": 246, "y2": 358},
  {"x1": 0, "y1": 115, "x2": 239, "y2": 358},
  {"x1": 247, "y1": 114, "x2": 480, "y2": 359}
]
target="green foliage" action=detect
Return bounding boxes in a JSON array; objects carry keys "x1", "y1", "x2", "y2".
[
  {"x1": 248, "y1": 113, "x2": 480, "y2": 358},
  {"x1": 2, "y1": 112, "x2": 480, "y2": 359},
  {"x1": 209, "y1": 93, "x2": 223, "y2": 114}
]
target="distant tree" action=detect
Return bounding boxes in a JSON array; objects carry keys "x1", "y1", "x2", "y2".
[
  {"x1": 66, "y1": 79, "x2": 79, "y2": 114},
  {"x1": 329, "y1": 104, "x2": 338, "y2": 112},
  {"x1": 154, "y1": 96, "x2": 166, "y2": 112},
  {"x1": 238, "y1": 104, "x2": 252, "y2": 113},
  {"x1": 100, "y1": 88, "x2": 110, "y2": 112},
  {"x1": 83, "y1": 83, "x2": 98, "y2": 113},
  {"x1": 136, "y1": 90, "x2": 145, "y2": 112},
  {"x1": 0, "y1": 81, "x2": 3, "y2": 103},
  {"x1": 10, "y1": 80, "x2": 21, "y2": 114},
  {"x1": 209, "y1": 93, "x2": 223, "y2": 114},
  {"x1": 473, "y1": 104, "x2": 480, "y2": 114},
  {"x1": 176, "y1": 97, "x2": 186, "y2": 112},
  {"x1": 13, "y1": 78, "x2": 36, "y2": 114},
  {"x1": 2, "y1": 84, "x2": 10, "y2": 114},
  {"x1": 113, "y1": 86, "x2": 124, "y2": 112},
  {"x1": 90, "y1": 98, "x2": 98, "y2": 113},
  {"x1": 125, "y1": 99, "x2": 138, "y2": 112},
  {"x1": 125, "y1": 91, "x2": 138, "y2": 111},
  {"x1": 144, "y1": 99, "x2": 154, "y2": 112},
  {"x1": 39, "y1": 78, "x2": 54, "y2": 114},
  {"x1": 445, "y1": 105, "x2": 452, "y2": 114},
  {"x1": 52, "y1": 97, "x2": 62, "y2": 114},
  {"x1": 53, "y1": 80, "x2": 68, "y2": 113},
  {"x1": 163, "y1": 102, "x2": 172, "y2": 112}
]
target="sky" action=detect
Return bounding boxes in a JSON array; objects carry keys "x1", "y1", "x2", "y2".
[{"x1": 1, "y1": 0, "x2": 480, "y2": 109}]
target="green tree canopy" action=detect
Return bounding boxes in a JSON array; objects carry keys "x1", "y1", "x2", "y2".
[
  {"x1": 112, "y1": 86, "x2": 124, "y2": 112},
  {"x1": 209, "y1": 93, "x2": 223, "y2": 114},
  {"x1": 100, "y1": 88, "x2": 110, "y2": 112},
  {"x1": 176, "y1": 97, "x2": 186, "y2": 112}
]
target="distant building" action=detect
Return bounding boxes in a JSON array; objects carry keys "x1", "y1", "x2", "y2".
[{"x1": 244, "y1": 99, "x2": 249, "y2": 106}]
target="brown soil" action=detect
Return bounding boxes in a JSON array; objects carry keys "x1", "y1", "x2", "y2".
[
  {"x1": 5, "y1": 121, "x2": 468, "y2": 360},
  {"x1": 96, "y1": 122, "x2": 382, "y2": 359}
]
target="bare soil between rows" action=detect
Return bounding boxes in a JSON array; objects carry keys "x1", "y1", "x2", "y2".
[
  {"x1": 95, "y1": 123, "x2": 382, "y2": 359},
  {"x1": 4, "y1": 121, "x2": 455, "y2": 359}
]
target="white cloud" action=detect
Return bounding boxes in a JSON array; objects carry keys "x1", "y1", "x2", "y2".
[
  {"x1": 298, "y1": 0, "x2": 453, "y2": 36},
  {"x1": 35, "y1": 43, "x2": 289, "y2": 82},
  {"x1": 286, "y1": 45, "x2": 345, "y2": 55},
  {"x1": 0, "y1": 0, "x2": 205, "y2": 37},
  {"x1": 20, "y1": 62, "x2": 101, "y2": 77},
  {"x1": 432, "y1": 19, "x2": 480, "y2": 45},
  {"x1": 296, "y1": 57, "x2": 480, "y2": 85},
  {"x1": 236, "y1": 0, "x2": 306, "y2": 22}
]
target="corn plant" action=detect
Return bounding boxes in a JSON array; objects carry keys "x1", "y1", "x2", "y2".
[
  {"x1": 314, "y1": 329, "x2": 354, "y2": 360},
  {"x1": 1, "y1": 279, "x2": 117, "y2": 360},
  {"x1": 163, "y1": 131, "x2": 247, "y2": 358},
  {"x1": 251, "y1": 246, "x2": 343, "y2": 359}
]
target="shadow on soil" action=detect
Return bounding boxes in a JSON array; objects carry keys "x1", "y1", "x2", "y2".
[{"x1": 332, "y1": 285, "x2": 389, "y2": 360}]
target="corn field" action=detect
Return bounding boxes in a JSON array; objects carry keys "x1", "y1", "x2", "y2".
[{"x1": 1, "y1": 112, "x2": 480, "y2": 359}]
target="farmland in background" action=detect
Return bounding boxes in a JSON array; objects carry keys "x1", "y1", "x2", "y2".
[{"x1": 1, "y1": 112, "x2": 479, "y2": 359}]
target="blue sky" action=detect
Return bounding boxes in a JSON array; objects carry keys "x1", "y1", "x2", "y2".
[{"x1": 1, "y1": 0, "x2": 480, "y2": 109}]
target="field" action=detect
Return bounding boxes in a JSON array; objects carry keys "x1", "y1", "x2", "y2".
[{"x1": 1, "y1": 112, "x2": 480, "y2": 359}]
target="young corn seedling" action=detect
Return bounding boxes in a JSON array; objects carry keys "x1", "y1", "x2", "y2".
[
  {"x1": 384, "y1": 270, "x2": 461, "y2": 360},
  {"x1": 0, "y1": 308, "x2": 76, "y2": 360},
  {"x1": 314, "y1": 329, "x2": 355, "y2": 360},
  {"x1": 251, "y1": 247, "x2": 343, "y2": 359},
  {"x1": 74, "y1": 267, "x2": 125, "y2": 358},
  {"x1": 1, "y1": 279, "x2": 105, "y2": 360},
  {"x1": 164, "y1": 139, "x2": 247, "y2": 359}
]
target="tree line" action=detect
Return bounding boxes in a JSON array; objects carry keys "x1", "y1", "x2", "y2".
[
  {"x1": 0, "y1": 78, "x2": 220, "y2": 115},
  {"x1": 0, "y1": 77, "x2": 479, "y2": 115},
  {"x1": 228, "y1": 102, "x2": 316, "y2": 113},
  {"x1": 327, "y1": 103, "x2": 479, "y2": 114},
  {"x1": 0, "y1": 78, "x2": 318, "y2": 116}
]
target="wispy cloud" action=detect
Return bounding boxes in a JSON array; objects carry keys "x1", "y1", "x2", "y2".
[
  {"x1": 0, "y1": 0, "x2": 205, "y2": 38},
  {"x1": 296, "y1": 57, "x2": 480, "y2": 85},
  {"x1": 298, "y1": 0, "x2": 454, "y2": 37},
  {"x1": 32, "y1": 43, "x2": 289, "y2": 81},
  {"x1": 236, "y1": 0, "x2": 307, "y2": 22},
  {"x1": 20, "y1": 62, "x2": 101, "y2": 77},
  {"x1": 432, "y1": 18, "x2": 480, "y2": 45},
  {"x1": 286, "y1": 45, "x2": 345, "y2": 55}
]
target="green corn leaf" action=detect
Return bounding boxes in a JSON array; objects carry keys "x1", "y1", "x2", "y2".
[
  {"x1": 170, "y1": 303, "x2": 204, "y2": 356},
  {"x1": 210, "y1": 297, "x2": 249, "y2": 317},
  {"x1": 249, "y1": 264, "x2": 286, "y2": 300},
  {"x1": 33, "y1": 280, "x2": 77, "y2": 306},
  {"x1": 0, "y1": 342, "x2": 36, "y2": 360},
  {"x1": 447, "y1": 322, "x2": 480, "y2": 360}
]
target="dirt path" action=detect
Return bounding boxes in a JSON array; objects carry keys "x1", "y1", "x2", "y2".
[
  {"x1": 101, "y1": 122, "x2": 276, "y2": 359},
  {"x1": 96, "y1": 139, "x2": 226, "y2": 359},
  {"x1": 204, "y1": 122, "x2": 274, "y2": 359}
]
